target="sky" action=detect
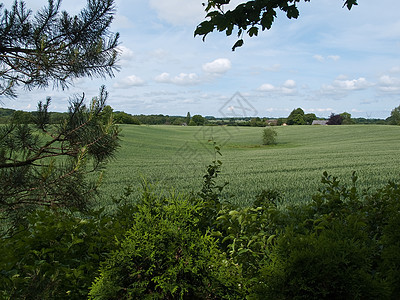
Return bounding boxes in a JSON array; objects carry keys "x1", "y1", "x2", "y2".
[{"x1": 1, "y1": 0, "x2": 400, "y2": 119}]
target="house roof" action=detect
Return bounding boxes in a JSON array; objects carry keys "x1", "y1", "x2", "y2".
[{"x1": 312, "y1": 120, "x2": 328, "y2": 125}]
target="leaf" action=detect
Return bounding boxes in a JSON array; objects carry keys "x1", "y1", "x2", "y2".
[
  {"x1": 194, "y1": 21, "x2": 215, "y2": 40},
  {"x1": 248, "y1": 26, "x2": 259, "y2": 37},
  {"x1": 267, "y1": 234, "x2": 276, "y2": 245},
  {"x1": 286, "y1": 5, "x2": 299, "y2": 19},
  {"x1": 232, "y1": 39, "x2": 244, "y2": 51}
]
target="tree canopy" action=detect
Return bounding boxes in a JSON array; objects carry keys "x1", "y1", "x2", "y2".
[
  {"x1": 0, "y1": 86, "x2": 120, "y2": 228},
  {"x1": 195, "y1": 0, "x2": 358, "y2": 50},
  {"x1": 0, "y1": 0, "x2": 119, "y2": 98},
  {"x1": 0, "y1": 0, "x2": 121, "y2": 231},
  {"x1": 287, "y1": 107, "x2": 305, "y2": 125},
  {"x1": 388, "y1": 105, "x2": 400, "y2": 125}
]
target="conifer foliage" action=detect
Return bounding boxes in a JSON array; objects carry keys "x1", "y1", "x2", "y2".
[
  {"x1": 0, "y1": 0, "x2": 120, "y2": 230},
  {"x1": 0, "y1": 0, "x2": 119, "y2": 98},
  {"x1": 0, "y1": 86, "x2": 119, "y2": 227}
]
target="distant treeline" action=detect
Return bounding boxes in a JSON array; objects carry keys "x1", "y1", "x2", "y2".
[{"x1": 0, "y1": 107, "x2": 391, "y2": 126}]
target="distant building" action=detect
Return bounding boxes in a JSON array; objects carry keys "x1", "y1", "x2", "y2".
[
  {"x1": 312, "y1": 120, "x2": 328, "y2": 125},
  {"x1": 266, "y1": 119, "x2": 278, "y2": 126}
]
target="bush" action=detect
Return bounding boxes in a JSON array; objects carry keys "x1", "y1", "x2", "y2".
[
  {"x1": 2, "y1": 158, "x2": 400, "y2": 299},
  {"x1": 0, "y1": 209, "x2": 118, "y2": 299},
  {"x1": 89, "y1": 193, "x2": 243, "y2": 299},
  {"x1": 213, "y1": 172, "x2": 400, "y2": 299},
  {"x1": 262, "y1": 127, "x2": 277, "y2": 145}
]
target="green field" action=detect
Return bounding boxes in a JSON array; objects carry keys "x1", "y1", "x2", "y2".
[{"x1": 99, "y1": 124, "x2": 400, "y2": 207}]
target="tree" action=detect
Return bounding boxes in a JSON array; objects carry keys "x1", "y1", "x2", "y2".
[
  {"x1": 0, "y1": 0, "x2": 120, "y2": 231},
  {"x1": 196, "y1": 0, "x2": 358, "y2": 50},
  {"x1": 304, "y1": 113, "x2": 317, "y2": 125},
  {"x1": 388, "y1": 105, "x2": 400, "y2": 125},
  {"x1": 0, "y1": 86, "x2": 119, "y2": 228},
  {"x1": 0, "y1": 0, "x2": 119, "y2": 98},
  {"x1": 11, "y1": 110, "x2": 32, "y2": 124},
  {"x1": 340, "y1": 112, "x2": 354, "y2": 124},
  {"x1": 327, "y1": 113, "x2": 343, "y2": 125},
  {"x1": 185, "y1": 111, "x2": 191, "y2": 125},
  {"x1": 287, "y1": 108, "x2": 305, "y2": 125},
  {"x1": 114, "y1": 111, "x2": 140, "y2": 124},
  {"x1": 262, "y1": 127, "x2": 277, "y2": 145},
  {"x1": 191, "y1": 114, "x2": 206, "y2": 126}
]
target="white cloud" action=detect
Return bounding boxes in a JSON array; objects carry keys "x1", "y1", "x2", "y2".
[
  {"x1": 333, "y1": 77, "x2": 370, "y2": 90},
  {"x1": 113, "y1": 14, "x2": 134, "y2": 29},
  {"x1": 265, "y1": 64, "x2": 281, "y2": 72},
  {"x1": 155, "y1": 72, "x2": 201, "y2": 85},
  {"x1": 328, "y1": 55, "x2": 340, "y2": 61},
  {"x1": 378, "y1": 75, "x2": 400, "y2": 93},
  {"x1": 202, "y1": 58, "x2": 232, "y2": 74},
  {"x1": 307, "y1": 108, "x2": 334, "y2": 113},
  {"x1": 321, "y1": 77, "x2": 372, "y2": 96},
  {"x1": 283, "y1": 79, "x2": 296, "y2": 88},
  {"x1": 313, "y1": 55, "x2": 324, "y2": 62},
  {"x1": 148, "y1": 0, "x2": 205, "y2": 26},
  {"x1": 313, "y1": 54, "x2": 340, "y2": 62},
  {"x1": 390, "y1": 66, "x2": 400, "y2": 73},
  {"x1": 114, "y1": 75, "x2": 145, "y2": 89},
  {"x1": 258, "y1": 80, "x2": 297, "y2": 95},
  {"x1": 258, "y1": 83, "x2": 275, "y2": 92},
  {"x1": 117, "y1": 46, "x2": 135, "y2": 61}
]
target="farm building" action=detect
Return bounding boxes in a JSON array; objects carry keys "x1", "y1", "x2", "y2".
[{"x1": 312, "y1": 120, "x2": 328, "y2": 125}]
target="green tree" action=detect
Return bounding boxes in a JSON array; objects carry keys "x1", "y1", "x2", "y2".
[
  {"x1": 195, "y1": 0, "x2": 358, "y2": 50},
  {"x1": 340, "y1": 112, "x2": 354, "y2": 124},
  {"x1": 191, "y1": 114, "x2": 206, "y2": 125},
  {"x1": 0, "y1": 87, "x2": 120, "y2": 230},
  {"x1": 11, "y1": 110, "x2": 32, "y2": 124},
  {"x1": 304, "y1": 113, "x2": 317, "y2": 125},
  {"x1": 185, "y1": 111, "x2": 191, "y2": 125},
  {"x1": 262, "y1": 127, "x2": 277, "y2": 145},
  {"x1": 287, "y1": 108, "x2": 305, "y2": 125},
  {"x1": 388, "y1": 105, "x2": 400, "y2": 125},
  {"x1": 114, "y1": 111, "x2": 140, "y2": 124},
  {"x1": 0, "y1": 0, "x2": 119, "y2": 98},
  {"x1": 0, "y1": 0, "x2": 120, "y2": 230}
]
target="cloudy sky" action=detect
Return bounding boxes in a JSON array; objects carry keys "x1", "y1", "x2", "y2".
[{"x1": 2, "y1": 0, "x2": 400, "y2": 118}]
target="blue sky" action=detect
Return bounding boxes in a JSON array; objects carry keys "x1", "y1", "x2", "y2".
[{"x1": 2, "y1": 0, "x2": 400, "y2": 118}]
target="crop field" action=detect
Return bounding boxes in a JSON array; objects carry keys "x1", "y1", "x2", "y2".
[{"x1": 98, "y1": 124, "x2": 400, "y2": 208}]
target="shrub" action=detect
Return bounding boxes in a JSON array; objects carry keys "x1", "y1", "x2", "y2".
[
  {"x1": 89, "y1": 194, "x2": 243, "y2": 299},
  {"x1": 262, "y1": 127, "x2": 277, "y2": 145},
  {"x1": 213, "y1": 172, "x2": 400, "y2": 299},
  {"x1": 0, "y1": 209, "x2": 118, "y2": 299}
]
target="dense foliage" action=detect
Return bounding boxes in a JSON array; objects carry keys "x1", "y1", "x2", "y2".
[
  {"x1": 1, "y1": 160, "x2": 400, "y2": 299},
  {"x1": 195, "y1": 0, "x2": 358, "y2": 50},
  {"x1": 0, "y1": 0, "x2": 119, "y2": 98},
  {"x1": 0, "y1": 86, "x2": 120, "y2": 231},
  {"x1": 262, "y1": 127, "x2": 277, "y2": 145},
  {"x1": 327, "y1": 113, "x2": 344, "y2": 125},
  {"x1": 388, "y1": 105, "x2": 400, "y2": 125}
]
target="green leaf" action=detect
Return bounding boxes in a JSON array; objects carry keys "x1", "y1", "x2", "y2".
[
  {"x1": 194, "y1": 21, "x2": 215, "y2": 40},
  {"x1": 286, "y1": 5, "x2": 299, "y2": 19},
  {"x1": 232, "y1": 39, "x2": 244, "y2": 51},
  {"x1": 248, "y1": 26, "x2": 259, "y2": 37}
]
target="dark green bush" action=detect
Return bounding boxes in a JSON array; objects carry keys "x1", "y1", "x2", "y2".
[
  {"x1": 262, "y1": 127, "x2": 277, "y2": 145},
  {"x1": 0, "y1": 209, "x2": 117, "y2": 299},
  {"x1": 1, "y1": 164, "x2": 400, "y2": 299},
  {"x1": 89, "y1": 193, "x2": 243, "y2": 299},
  {"x1": 213, "y1": 172, "x2": 400, "y2": 299}
]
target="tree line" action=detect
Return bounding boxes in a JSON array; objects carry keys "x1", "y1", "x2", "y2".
[{"x1": 2, "y1": 105, "x2": 398, "y2": 126}]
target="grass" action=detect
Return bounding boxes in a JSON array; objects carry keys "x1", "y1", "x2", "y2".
[{"x1": 98, "y1": 124, "x2": 400, "y2": 208}]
